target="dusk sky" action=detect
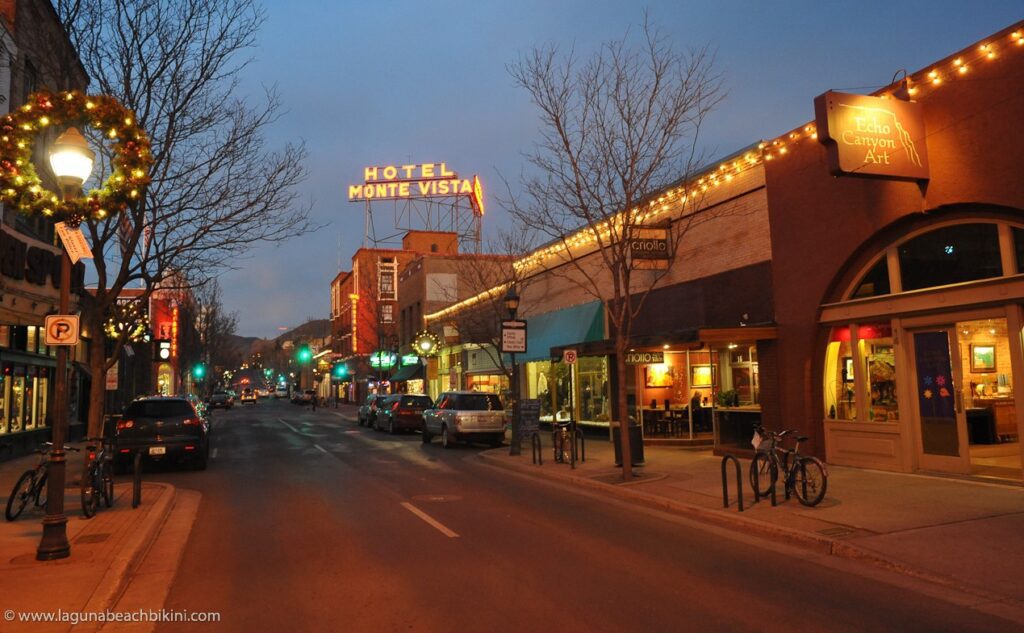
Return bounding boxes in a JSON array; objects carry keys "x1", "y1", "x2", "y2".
[{"x1": 221, "y1": 1, "x2": 1024, "y2": 339}]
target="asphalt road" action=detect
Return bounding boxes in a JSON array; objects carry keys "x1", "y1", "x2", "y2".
[{"x1": 149, "y1": 399, "x2": 1015, "y2": 633}]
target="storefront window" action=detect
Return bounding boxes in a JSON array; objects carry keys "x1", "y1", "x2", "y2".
[
  {"x1": 10, "y1": 367, "x2": 25, "y2": 432},
  {"x1": 864, "y1": 330, "x2": 898, "y2": 423},
  {"x1": 0, "y1": 325, "x2": 9, "y2": 348},
  {"x1": 824, "y1": 330, "x2": 856, "y2": 421},
  {"x1": 26, "y1": 326, "x2": 38, "y2": 354},
  {"x1": 898, "y1": 223, "x2": 1002, "y2": 292},
  {"x1": 577, "y1": 356, "x2": 610, "y2": 422},
  {"x1": 0, "y1": 371, "x2": 7, "y2": 433},
  {"x1": 466, "y1": 373, "x2": 507, "y2": 394},
  {"x1": 825, "y1": 324, "x2": 895, "y2": 422}
]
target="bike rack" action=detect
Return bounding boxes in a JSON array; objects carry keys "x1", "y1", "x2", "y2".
[
  {"x1": 574, "y1": 428, "x2": 586, "y2": 464},
  {"x1": 530, "y1": 432, "x2": 542, "y2": 465},
  {"x1": 720, "y1": 454, "x2": 744, "y2": 512}
]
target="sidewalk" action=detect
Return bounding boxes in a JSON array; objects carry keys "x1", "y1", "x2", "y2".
[
  {"x1": 479, "y1": 439, "x2": 1024, "y2": 620},
  {"x1": 0, "y1": 449, "x2": 181, "y2": 632}
]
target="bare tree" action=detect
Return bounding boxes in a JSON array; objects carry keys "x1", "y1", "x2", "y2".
[
  {"x1": 507, "y1": 16, "x2": 724, "y2": 479},
  {"x1": 443, "y1": 226, "x2": 533, "y2": 381},
  {"x1": 193, "y1": 278, "x2": 240, "y2": 386},
  {"x1": 49, "y1": 0, "x2": 314, "y2": 437}
]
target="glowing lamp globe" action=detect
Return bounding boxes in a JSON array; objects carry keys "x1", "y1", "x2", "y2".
[{"x1": 48, "y1": 127, "x2": 95, "y2": 186}]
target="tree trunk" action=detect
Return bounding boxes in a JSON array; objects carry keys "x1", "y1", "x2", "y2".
[
  {"x1": 87, "y1": 314, "x2": 107, "y2": 440},
  {"x1": 615, "y1": 335, "x2": 633, "y2": 481}
]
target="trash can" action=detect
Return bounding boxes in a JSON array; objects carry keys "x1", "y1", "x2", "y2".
[{"x1": 612, "y1": 421, "x2": 645, "y2": 466}]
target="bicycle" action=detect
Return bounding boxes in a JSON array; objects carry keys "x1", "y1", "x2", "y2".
[
  {"x1": 749, "y1": 424, "x2": 828, "y2": 507},
  {"x1": 81, "y1": 436, "x2": 115, "y2": 519},
  {"x1": 552, "y1": 421, "x2": 573, "y2": 464},
  {"x1": 5, "y1": 443, "x2": 81, "y2": 521}
]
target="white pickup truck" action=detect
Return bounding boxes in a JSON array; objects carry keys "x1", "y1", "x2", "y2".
[{"x1": 422, "y1": 391, "x2": 506, "y2": 449}]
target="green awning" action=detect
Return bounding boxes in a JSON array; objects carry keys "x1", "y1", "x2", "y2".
[
  {"x1": 519, "y1": 301, "x2": 605, "y2": 362},
  {"x1": 391, "y1": 361, "x2": 424, "y2": 382}
]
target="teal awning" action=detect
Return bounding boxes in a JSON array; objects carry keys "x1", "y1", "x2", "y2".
[{"x1": 519, "y1": 301, "x2": 605, "y2": 362}]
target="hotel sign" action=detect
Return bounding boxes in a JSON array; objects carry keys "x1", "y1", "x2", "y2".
[
  {"x1": 348, "y1": 162, "x2": 485, "y2": 215},
  {"x1": 814, "y1": 91, "x2": 929, "y2": 180}
]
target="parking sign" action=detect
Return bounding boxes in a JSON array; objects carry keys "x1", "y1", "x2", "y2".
[{"x1": 562, "y1": 349, "x2": 577, "y2": 364}]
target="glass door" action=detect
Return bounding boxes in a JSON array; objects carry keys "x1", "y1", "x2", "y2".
[{"x1": 910, "y1": 328, "x2": 970, "y2": 473}]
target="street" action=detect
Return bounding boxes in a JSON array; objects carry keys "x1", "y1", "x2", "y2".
[{"x1": 143, "y1": 399, "x2": 1013, "y2": 632}]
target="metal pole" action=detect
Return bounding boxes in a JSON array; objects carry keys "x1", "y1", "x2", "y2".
[
  {"x1": 37, "y1": 246, "x2": 71, "y2": 561},
  {"x1": 509, "y1": 351, "x2": 520, "y2": 456}
]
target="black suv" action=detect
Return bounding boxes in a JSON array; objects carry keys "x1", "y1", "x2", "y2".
[{"x1": 114, "y1": 396, "x2": 210, "y2": 471}]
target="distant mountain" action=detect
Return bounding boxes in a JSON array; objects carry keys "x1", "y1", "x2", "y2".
[
  {"x1": 225, "y1": 333, "x2": 260, "y2": 359},
  {"x1": 233, "y1": 319, "x2": 332, "y2": 360}
]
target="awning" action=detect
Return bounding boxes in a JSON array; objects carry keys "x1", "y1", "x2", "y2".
[
  {"x1": 697, "y1": 326, "x2": 777, "y2": 344},
  {"x1": 390, "y1": 361, "x2": 424, "y2": 382},
  {"x1": 520, "y1": 301, "x2": 604, "y2": 362}
]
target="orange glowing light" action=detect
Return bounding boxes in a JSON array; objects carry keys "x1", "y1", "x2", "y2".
[{"x1": 348, "y1": 162, "x2": 482, "y2": 205}]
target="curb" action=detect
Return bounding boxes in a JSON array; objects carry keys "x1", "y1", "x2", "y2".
[
  {"x1": 79, "y1": 482, "x2": 177, "y2": 622},
  {"x1": 476, "y1": 451, "x2": 1024, "y2": 614}
]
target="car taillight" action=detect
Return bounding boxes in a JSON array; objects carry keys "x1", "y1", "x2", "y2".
[
  {"x1": 119, "y1": 448, "x2": 131, "y2": 454},
  {"x1": 117, "y1": 419, "x2": 135, "y2": 430},
  {"x1": 398, "y1": 409, "x2": 415, "y2": 415},
  {"x1": 184, "y1": 445, "x2": 196, "y2": 451},
  {"x1": 183, "y1": 418, "x2": 199, "y2": 426},
  {"x1": 392, "y1": 402, "x2": 401, "y2": 411},
  {"x1": 88, "y1": 452, "x2": 96, "y2": 460}
]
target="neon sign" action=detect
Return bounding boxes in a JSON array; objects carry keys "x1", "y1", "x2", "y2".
[{"x1": 347, "y1": 162, "x2": 484, "y2": 215}]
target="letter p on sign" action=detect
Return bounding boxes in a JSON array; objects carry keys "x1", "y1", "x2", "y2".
[
  {"x1": 45, "y1": 315, "x2": 80, "y2": 346},
  {"x1": 562, "y1": 349, "x2": 577, "y2": 365}
]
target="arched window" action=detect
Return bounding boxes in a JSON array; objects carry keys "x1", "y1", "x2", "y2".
[
  {"x1": 850, "y1": 258, "x2": 890, "y2": 299},
  {"x1": 898, "y1": 223, "x2": 1001, "y2": 291}
]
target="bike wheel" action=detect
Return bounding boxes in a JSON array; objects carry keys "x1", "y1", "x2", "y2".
[
  {"x1": 101, "y1": 461, "x2": 114, "y2": 508},
  {"x1": 5, "y1": 470, "x2": 36, "y2": 521},
  {"x1": 34, "y1": 472, "x2": 48, "y2": 507},
  {"x1": 81, "y1": 468, "x2": 98, "y2": 519},
  {"x1": 792, "y1": 457, "x2": 828, "y2": 507},
  {"x1": 749, "y1": 453, "x2": 776, "y2": 498}
]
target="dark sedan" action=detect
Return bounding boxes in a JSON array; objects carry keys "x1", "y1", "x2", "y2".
[
  {"x1": 206, "y1": 391, "x2": 234, "y2": 409},
  {"x1": 374, "y1": 394, "x2": 433, "y2": 433},
  {"x1": 114, "y1": 396, "x2": 210, "y2": 471}
]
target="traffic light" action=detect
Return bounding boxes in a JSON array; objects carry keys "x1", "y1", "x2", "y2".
[
  {"x1": 192, "y1": 363, "x2": 206, "y2": 379},
  {"x1": 297, "y1": 344, "x2": 312, "y2": 363},
  {"x1": 332, "y1": 363, "x2": 347, "y2": 380}
]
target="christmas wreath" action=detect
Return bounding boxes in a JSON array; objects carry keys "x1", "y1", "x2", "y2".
[{"x1": 0, "y1": 90, "x2": 152, "y2": 226}]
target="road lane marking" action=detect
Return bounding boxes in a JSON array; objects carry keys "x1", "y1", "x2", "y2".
[
  {"x1": 278, "y1": 418, "x2": 299, "y2": 433},
  {"x1": 400, "y1": 502, "x2": 459, "y2": 538},
  {"x1": 314, "y1": 444, "x2": 329, "y2": 455}
]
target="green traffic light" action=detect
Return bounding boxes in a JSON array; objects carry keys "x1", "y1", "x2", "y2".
[
  {"x1": 332, "y1": 363, "x2": 347, "y2": 378},
  {"x1": 193, "y1": 363, "x2": 206, "y2": 379},
  {"x1": 297, "y1": 345, "x2": 312, "y2": 363}
]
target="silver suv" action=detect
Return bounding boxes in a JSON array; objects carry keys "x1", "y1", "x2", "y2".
[{"x1": 422, "y1": 391, "x2": 506, "y2": 449}]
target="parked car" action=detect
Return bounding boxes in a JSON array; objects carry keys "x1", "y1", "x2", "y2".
[
  {"x1": 207, "y1": 391, "x2": 234, "y2": 409},
  {"x1": 240, "y1": 388, "x2": 257, "y2": 404},
  {"x1": 374, "y1": 394, "x2": 433, "y2": 433},
  {"x1": 274, "y1": 386, "x2": 289, "y2": 399},
  {"x1": 358, "y1": 394, "x2": 384, "y2": 427},
  {"x1": 291, "y1": 389, "x2": 313, "y2": 405},
  {"x1": 113, "y1": 396, "x2": 210, "y2": 471},
  {"x1": 422, "y1": 391, "x2": 506, "y2": 448}
]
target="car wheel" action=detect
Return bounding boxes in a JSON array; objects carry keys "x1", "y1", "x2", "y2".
[
  {"x1": 421, "y1": 422, "x2": 432, "y2": 443},
  {"x1": 441, "y1": 424, "x2": 453, "y2": 449}
]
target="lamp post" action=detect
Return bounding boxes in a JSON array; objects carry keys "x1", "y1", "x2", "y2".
[
  {"x1": 37, "y1": 127, "x2": 94, "y2": 561},
  {"x1": 504, "y1": 284, "x2": 521, "y2": 456}
]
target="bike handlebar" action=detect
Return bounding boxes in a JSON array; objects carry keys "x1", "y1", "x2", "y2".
[{"x1": 39, "y1": 442, "x2": 80, "y2": 452}]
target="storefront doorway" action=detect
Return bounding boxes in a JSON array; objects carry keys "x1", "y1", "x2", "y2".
[{"x1": 908, "y1": 317, "x2": 1021, "y2": 479}]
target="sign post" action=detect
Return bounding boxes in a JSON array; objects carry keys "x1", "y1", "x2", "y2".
[{"x1": 501, "y1": 319, "x2": 527, "y2": 455}]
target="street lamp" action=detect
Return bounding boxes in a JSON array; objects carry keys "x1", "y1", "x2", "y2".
[
  {"x1": 504, "y1": 284, "x2": 521, "y2": 456},
  {"x1": 37, "y1": 127, "x2": 94, "y2": 561}
]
